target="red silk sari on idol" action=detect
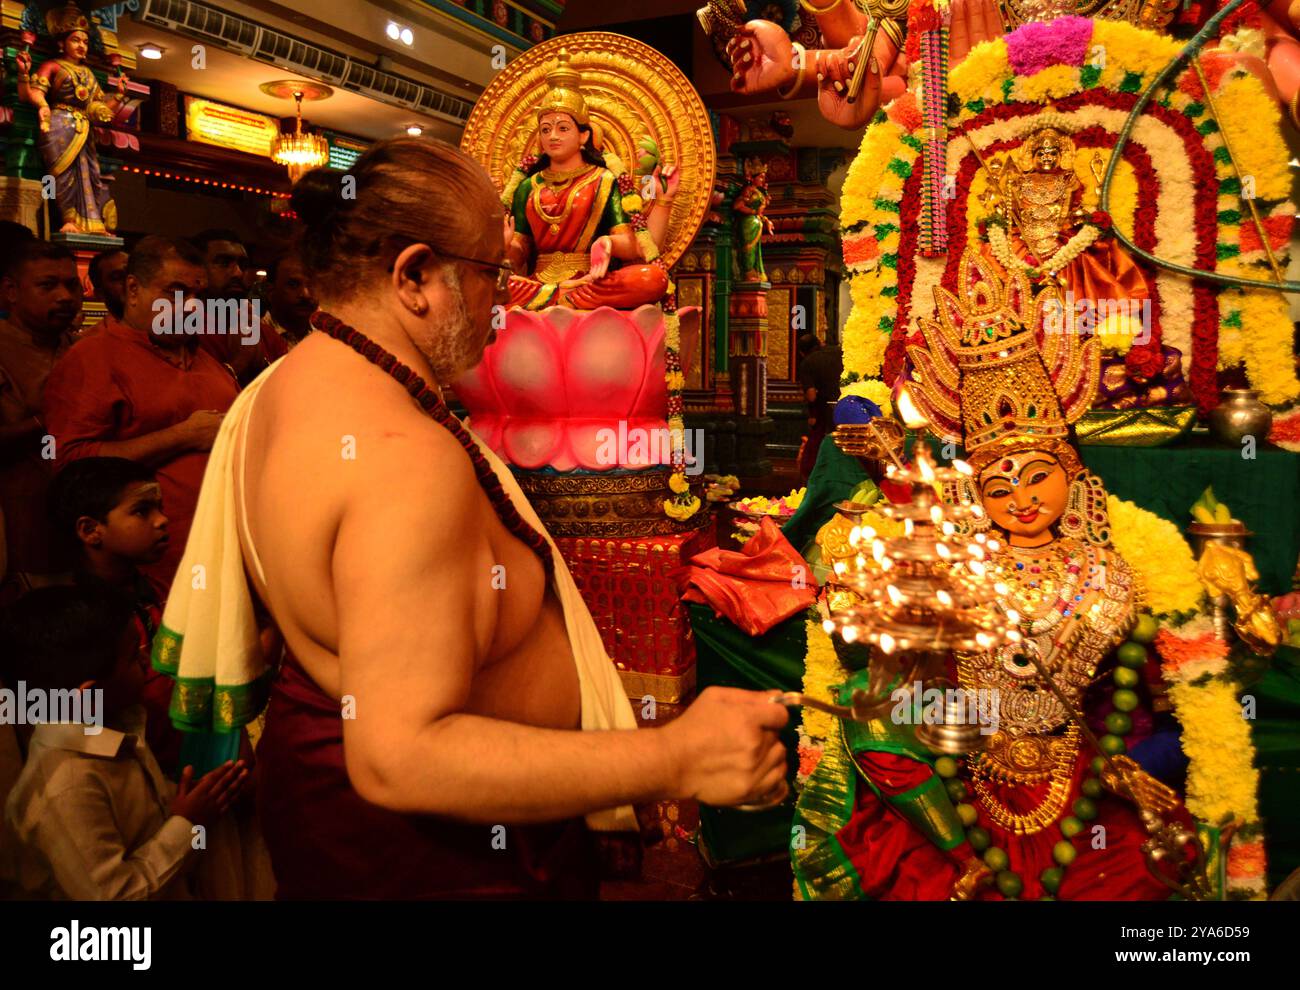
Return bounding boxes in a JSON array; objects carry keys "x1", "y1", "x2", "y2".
[
  {"x1": 507, "y1": 164, "x2": 667, "y2": 310},
  {"x1": 793, "y1": 652, "x2": 1195, "y2": 901}
]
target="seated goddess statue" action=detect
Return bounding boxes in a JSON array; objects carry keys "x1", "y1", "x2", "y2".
[{"x1": 501, "y1": 50, "x2": 678, "y2": 311}]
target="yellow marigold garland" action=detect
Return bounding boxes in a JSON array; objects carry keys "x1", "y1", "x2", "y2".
[
  {"x1": 838, "y1": 377, "x2": 893, "y2": 413},
  {"x1": 801, "y1": 617, "x2": 842, "y2": 747},
  {"x1": 1156, "y1": 613, "x2": 1268, "y2": 899},
  {"x1": 1106, "y1": 495, "x2": 1204, "y2": 616},
  {"x1": 662, "y1": 312, "x2": 699, "y2": 521}
]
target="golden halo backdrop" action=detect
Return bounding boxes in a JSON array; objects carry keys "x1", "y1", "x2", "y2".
[{"x1": 460, "y1": 32, "x2": 717, "y2": 271}]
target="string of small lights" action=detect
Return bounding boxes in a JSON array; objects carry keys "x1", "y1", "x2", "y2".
[{"x1": 120, "y1": 165, "x2": 290, "y2": 199}]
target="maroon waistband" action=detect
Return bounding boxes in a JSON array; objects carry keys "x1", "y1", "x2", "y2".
[{"x1": 256, "y1": 652, "x2": 597, "y2": 899}]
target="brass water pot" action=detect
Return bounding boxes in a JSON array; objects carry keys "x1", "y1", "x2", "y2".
[{"x1": 1207, "y1": 388, "x2": 1272, "y2": 445}]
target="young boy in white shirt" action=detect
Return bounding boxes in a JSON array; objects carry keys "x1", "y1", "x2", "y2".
[{"x1": 2, "y1": 584, "x2": 247, "y2": 899}]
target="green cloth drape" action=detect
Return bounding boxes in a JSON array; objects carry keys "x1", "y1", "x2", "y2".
[
  {"x1": 782, "y1": 437, "x2": 868, "y2": 551},
  {"x1": 1080, "y1": 438, "x2": 1300, "y2": 595},
  {"x1": 689, "y1": 602, "x2": 806, "y2": 866},
  {"x1": 1246, "y1": 645, "x2": 1300, "y2": 889}
]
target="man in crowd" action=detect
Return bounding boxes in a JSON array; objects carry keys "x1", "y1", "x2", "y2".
[
  {"x1": 0, "y1": 240, "x2": 82, "y2": 588},
  {"x1": 83, "y1": 247, "x2": 130, "y2": 334},
  {"x1": 796, "y1": 332, "x2": 843, "y2": 482},
  {"x1": 194, "y1": 228, "x2": 285, "y2": 384},
  {"x1": 261, "y1": 253, "x2": 316, "y2": 349},
  {"x1": 42, "y1": 236, "x2": 238, "y2": 592},
  {"x1": 0, "y1": 221, "x2": 36, "y2": 322}
]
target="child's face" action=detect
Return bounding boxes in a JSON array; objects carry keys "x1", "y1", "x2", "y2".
[{"x1": 86, "y1": 482, "x2": 170, "y2": 564}]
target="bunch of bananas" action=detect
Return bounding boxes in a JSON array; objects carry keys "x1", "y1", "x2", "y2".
[{"x1": 1191, "y1": 486, "x2": 1236, "y2": 525}]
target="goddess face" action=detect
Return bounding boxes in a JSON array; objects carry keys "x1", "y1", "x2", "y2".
[
  {"x1": 979, "y1": 451, "x2": 1070, "y2": 543},
  {"x1": 62, "y1": 30, "x2": 89, "y2": 62},
  {"x1": 1033, "y1": 140, "x2": 1061, "y2": 172},
  {"x1": 538, "y1": 112, "x2": 586, "y2": 163}
]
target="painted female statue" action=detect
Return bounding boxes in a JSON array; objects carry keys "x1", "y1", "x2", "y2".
[
  {"x1": 501, "y1": 49, "x2": 678, "y2": 310},
  {"x1": 15, "y1": 3, "x2": 127, "y2": 234},
  {"x1": 794, "y1": 249, "x2": 1195, "y2": 900},
  {"x1": 733, "y1": 158, "x2": 773, "y2": 283}
]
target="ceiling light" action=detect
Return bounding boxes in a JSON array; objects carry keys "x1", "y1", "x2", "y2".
[
  {"x1": 400, "y1": 27, "x2": 414, "y2": 46},
  {"x1": 139, "y1": 44, "x2": 164, "y2": 60},
  {"x1": 406, "y1": 124, "x2": 423, "y2": 136},
  {"x1": 271, "y1": 91, "x2": 329, "y2": 181},
  {"x1": 386, "y1": 21, "x2": 401, "y2": 41}
]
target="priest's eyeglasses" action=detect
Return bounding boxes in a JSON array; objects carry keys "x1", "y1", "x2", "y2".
[{"x1": 440, "y1": 251, "x2": 514, "y2": 293}]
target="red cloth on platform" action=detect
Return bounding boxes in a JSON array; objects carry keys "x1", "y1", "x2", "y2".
[
  {"x1": 256, "y1": 652, "x2": 599, "y2": 899},
  {"x1": 677, "y1": 517, "x2": 816, "y2": 635},
  {"x1": 42, "y1": 315, "x2": 239, "y2": 589}
]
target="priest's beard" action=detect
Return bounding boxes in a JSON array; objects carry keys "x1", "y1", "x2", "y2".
[{"x1": 413, "y1": 266, "x2": 480, "y2": 384}]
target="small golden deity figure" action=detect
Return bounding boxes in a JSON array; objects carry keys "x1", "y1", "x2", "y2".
[
  {"x1": 793, "y1": 249, "x2": 1193, "y2": 901},
  {"x1": 500, "y1": 49, "x2": 678, "y2": 310},
  {"x1": 981, "y1": 123, "x2": 1150, "y2": 321}
]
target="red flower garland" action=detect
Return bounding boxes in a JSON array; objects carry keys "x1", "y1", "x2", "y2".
[{"x1": 884, "y1": 90, "x2": 1221, "y2": 411}]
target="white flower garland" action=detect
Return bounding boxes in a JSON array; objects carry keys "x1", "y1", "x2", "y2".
[
  {"x1": 949, "y1": 104, "x2": 1198, "y2": 374},
  {"x1": 988, "y1": 218, "x2": 1102, "y2": 277}
]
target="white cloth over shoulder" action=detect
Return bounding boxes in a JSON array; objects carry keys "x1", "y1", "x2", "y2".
[{"x1": 467, "y1": 430, "x2": 638, "y2": 832}]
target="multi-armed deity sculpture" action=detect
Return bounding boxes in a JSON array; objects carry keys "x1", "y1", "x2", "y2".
[
  {"x1": 454, "y1": 34, "x2": 717, "y2": 699},
  {"x1": 14, "y1": 2, "x2": 129, "y2": 234},
  {"x1": 456, "y1": 34, "x2": 714, "y2": 483},
  {"x1": 496, "y1": 49, "x2": 680, "y2": 311}
]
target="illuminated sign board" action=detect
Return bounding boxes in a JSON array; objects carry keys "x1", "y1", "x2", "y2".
[
  {"x1": 327, "y1": 133, "x2": 369, "y2": 172},
  {"x1": 184, "y1": 96, "x2": 279, "y2": 158}
]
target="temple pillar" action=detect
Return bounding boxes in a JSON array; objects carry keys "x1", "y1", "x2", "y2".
[
  {"x1": 727, "y1": 281, "x2": 774, "y2": 476},
  {"x1": 0, "y1": 174, "x2": 42, "y2": 232}
]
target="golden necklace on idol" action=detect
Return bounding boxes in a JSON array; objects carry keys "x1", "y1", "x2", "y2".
[{"x1": 532, "y1": 164, "x2": 596, "y2": 234}]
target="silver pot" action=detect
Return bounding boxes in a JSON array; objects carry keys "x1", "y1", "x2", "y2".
[{"x1": 1207, "y1": 388, "x2": 1273, "y2": 445}]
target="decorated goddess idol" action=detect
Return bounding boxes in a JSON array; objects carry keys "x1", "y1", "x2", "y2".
[
  {"x1": 691, "y1": 0, "x2": 1300, "y2": 898},
  {"x1": 497, "y1": 49, "x2": 676, "y2": 311},
  {"x1": 455, "y1": 34, "x2": 718, "y2": 701},
  {"x1": 795, "y1": 250, "x2": 1201, "y2": 900},
  {"x1": 15, "y1": 2, "x2": 129, "y2": 234}
]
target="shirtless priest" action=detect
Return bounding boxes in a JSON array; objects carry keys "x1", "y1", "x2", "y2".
[{"x1": 217, "y1": 138, "x2": 788, "y2": 898}]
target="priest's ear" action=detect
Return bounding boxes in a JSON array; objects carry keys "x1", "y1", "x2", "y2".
[{"x1": 390, "y1": 242, "x2": 436, "y2": 316}]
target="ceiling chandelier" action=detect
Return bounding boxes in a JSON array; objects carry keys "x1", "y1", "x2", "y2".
[{"x1": 261, "y1": 80, "x2": 332, "y2": 182}]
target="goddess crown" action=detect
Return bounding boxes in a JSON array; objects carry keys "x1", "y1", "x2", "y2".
[
  {"x1": 47, "y1": 2, "x2": 91, "y2": 37},
  {"x1": 904, "y1": 248, "x2": 1100, "y2": 473},
  {"x1": 995, "y1": 0, "x2": 1180, "y2": 31},
  {"x1": 535, "y1": 48, "x2": 589, "y2": 126}
]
